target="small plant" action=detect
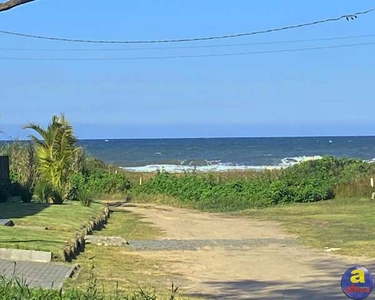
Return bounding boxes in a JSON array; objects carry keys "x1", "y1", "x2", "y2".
[
  {"x1": 77, "y1": 186, "x2": 93, "y2": 207},
  {"x1": 34, "y1": 180, "x2": 53, "y2": 203}
]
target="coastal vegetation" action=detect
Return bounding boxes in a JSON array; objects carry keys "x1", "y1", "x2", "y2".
[
  {"x1": 2, "y1": 114, "x2": 375, "y2": 298},
  {"x1": 3, "y1": 114, "x2": 373, "y2": 210},
  {"x1": 133, "y1": 157, "x2": 375, "y2": 211},
  {"x1": 0, "y1": 114, "x2": 131, "y2": 205}
]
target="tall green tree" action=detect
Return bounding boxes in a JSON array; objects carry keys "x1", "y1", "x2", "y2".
[{"x1": 24, "y1": 114, "x2": 78, "y2": 203}]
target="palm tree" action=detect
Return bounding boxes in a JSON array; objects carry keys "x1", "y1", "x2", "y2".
[{"x1": 24, "y1": 114, "x2": 78, "y2": 203}]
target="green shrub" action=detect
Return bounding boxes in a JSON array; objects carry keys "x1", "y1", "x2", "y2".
[
  {"x1": 34, "y1": 180, "x2": 53, "y2": 203},
  {"x1": 269, "y1": 180, "x2": 293, "y2": 205},
  {"x1": 67, "y1": 172, "x2": 86, "y2": 200},
  {"x1": 69, "y1": 170, "x2": 130, "y2": 199},
  {"x1": 33, "y1": 182, "x2": 63, "y2": 204},
  {"x1": 135, "y1": 157, "x2": 375, "y2": 211},
  {"x1": 82, "y1": 155, "x2": 108, "y2": 172},
  {"x1": 77, "y1": 187, "x2": 93, "y2": 207}
]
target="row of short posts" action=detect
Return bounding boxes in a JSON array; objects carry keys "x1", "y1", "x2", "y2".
[{"x1": 61, "y1": 205, "x2": 110, "y2": 262}]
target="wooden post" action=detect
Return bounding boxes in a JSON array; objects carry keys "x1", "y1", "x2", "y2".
[
  {"x1": 139, "y1": 177, "x2": 143, "y2": 185},
  {"x1": 371, "y1": 178, "x2": 375, "y2": 200}
]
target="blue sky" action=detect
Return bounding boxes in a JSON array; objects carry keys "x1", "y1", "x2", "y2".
[{"x1": 0, "y1": 0, "x2": 375, "y2": 139}]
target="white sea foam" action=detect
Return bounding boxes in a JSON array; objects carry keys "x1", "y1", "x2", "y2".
[{"x1": 122, "y1": 155, "x2": 323, "y2": 173}]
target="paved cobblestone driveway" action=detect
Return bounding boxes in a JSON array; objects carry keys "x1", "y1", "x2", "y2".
[{"x1": 0, "y1": 259, "x2": 72, "y2": 289}]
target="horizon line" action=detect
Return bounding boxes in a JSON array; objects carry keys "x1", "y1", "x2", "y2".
[{"x1": 1, "y1": 134, "x2": 375, "y2": 142}]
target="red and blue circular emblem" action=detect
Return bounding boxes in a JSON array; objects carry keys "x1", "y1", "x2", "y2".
[{"x1": 341, "y1": 266, "x2": 374, "y2": 299}]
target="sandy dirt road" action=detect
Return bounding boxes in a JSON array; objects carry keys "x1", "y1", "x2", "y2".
[{"x1": 120, "y1": 204, "x2": 375, "y2": 299}]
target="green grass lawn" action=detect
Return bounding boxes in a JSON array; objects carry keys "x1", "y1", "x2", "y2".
[
  {"x1": 96, "y1": 208, "x2": 164, "y2": 239},
  {"x1": 0, "y1": 201, "x2": 102, "y2": 255},
  {"x1": 240, "y1": 197, "x2": 375, "y2": 257}
]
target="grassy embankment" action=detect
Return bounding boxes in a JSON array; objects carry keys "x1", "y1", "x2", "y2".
[{"x1": 0, "y1": 199, "x2": 102, "y2": 255}]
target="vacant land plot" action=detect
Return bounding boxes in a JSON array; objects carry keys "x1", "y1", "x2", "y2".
[{"x1": 67, "y1": 200, "x2": 375, "y2": 299}]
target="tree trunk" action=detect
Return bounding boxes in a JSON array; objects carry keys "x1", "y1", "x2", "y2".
[{"x1": 0, "y1": 0, "x2": 34, "y2": 12}]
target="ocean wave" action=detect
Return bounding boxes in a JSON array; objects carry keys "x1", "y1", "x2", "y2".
[
  {"x1": 279, "y1": 155, "x2": 322, "y2": 167},
  {"x1": 122, "y1": 155, "x2": 323, "y2": 173}
]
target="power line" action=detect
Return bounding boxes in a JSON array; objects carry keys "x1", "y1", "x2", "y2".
[
  {"x1": 0, "y1": 34, "x2": 374, "y2": 51},
  {"x1": 0, "y1": 7, "x2": 374, "y2": 44},
  {"x1": 0, "y1": 42, "x2": 373, "y2": 61}
]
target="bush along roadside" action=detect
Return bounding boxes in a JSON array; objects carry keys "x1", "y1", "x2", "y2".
[
  {"x1": 134, "y1": 157, "x2": 375, "y2": 212},
  {"x1": 68, "y1": 169, "x2": 131, "y2": 201}
]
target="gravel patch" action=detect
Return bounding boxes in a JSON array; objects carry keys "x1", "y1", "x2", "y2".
[{"x1": 127, "y1": 238, "x2": 297, "y2": 251}]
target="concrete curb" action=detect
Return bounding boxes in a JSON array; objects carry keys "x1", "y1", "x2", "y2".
[
  {"x1": 57, "y1": 263, "x2": 80, "y2": 290},
  {"x1": 0, "y1": 248, "x2": 52, "y2": 262}
]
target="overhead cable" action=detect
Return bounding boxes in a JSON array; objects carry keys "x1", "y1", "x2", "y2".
[{"x1": 0, "y1": 7, "x2": 374, "y2": 44}]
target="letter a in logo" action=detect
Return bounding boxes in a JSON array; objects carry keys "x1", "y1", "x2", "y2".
[{"x1": 351, "y1": 269, "x2": 366, "y2": 284}]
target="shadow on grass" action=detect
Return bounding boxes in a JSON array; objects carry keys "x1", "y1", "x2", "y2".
[
  {"x1": 184, "y1": 258, "x2": 375, "y2": 299},
  {"x1": 0, "y1": 239, "x2": 62, "y2": 244},
  {"x1": 0, "y1": 202, "x2": 50, "y2": 220}
]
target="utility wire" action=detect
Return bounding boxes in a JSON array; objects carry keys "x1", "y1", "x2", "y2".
[
  {"x1": 0, "y1": 42, "x2": 373, "y2": 61},
  {"x1": 0, "y1": 34, "x2": 375, "y2": 51},
  {"x1": 0, "y1": 7, "x2": 374, "y2": 44}
]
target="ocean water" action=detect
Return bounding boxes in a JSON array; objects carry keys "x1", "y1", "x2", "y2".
[{"x1": 78, "y1": 136, "x2": 375, "y2": 172}]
